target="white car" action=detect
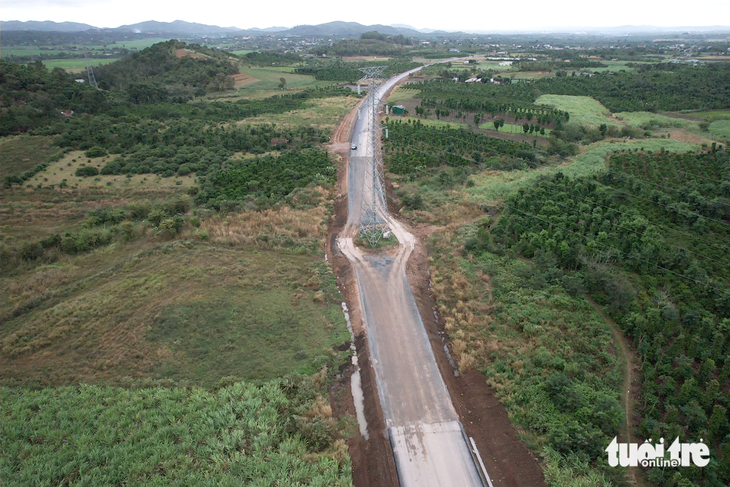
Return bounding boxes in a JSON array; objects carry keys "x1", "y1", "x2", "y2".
[{"x1": 351, "y1": 144, "x2": 357, "y2": 151}]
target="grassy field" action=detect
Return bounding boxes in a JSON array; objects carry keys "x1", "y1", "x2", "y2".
[
  {"x1": 2, "y1": 39, "x2": 169, "y2": 60},
  {"x1": 231, "y1": 49, "x2": 255, "y2": 56},
  {"x1": 0, "y1": 136, "x2": 62, "y2": 179},
  {"x1": 586, "y1": 60, "x2": 644, "y2": 73},
  {"x1": 535, "y1": 94, "x2": 619, "y2": 127},
  {"x1": 408, "y1": 117, "x2": 470, "y2": 129},
  {"x1": 510, "y1": 71, "x2": 555, "y2": 80},
  {"x1": 1, "y1": 178, "x2": 347, "y2": 387},
  {"x1": 22, "y1": 150, "x2": 197, "y2": 190},
  {"x1": 387, "y1": 86, "x2": 421, "y2": 103},
  {"x1": 480, "y1": 121, "x2": 551, "y2": 136},
  {"x1": 1, "y1": 46, "x2": 47, "y2": 58},
  {"x1": 614, "y1": 111, "x2": 700, "y2": 130},
  {"x1": 230, "y1": 67, "x2": 335, "y2": 97},
  {"x1": 709, "y1": 119, "x2": 730, "y2": 142},
  {"x1": 40, "y1": 58, "x2": 117, "y2": 72},
  {"x1": 112, "y1": 38, "x2": 170, "y2": 50},
  {"x1": 241, "y1": 96, "x2": 360, "y2": 132},
  {"x1": 464, "y1": 138, "x2": 699, "y2": 205},
  {"x1": 688, "y1": 108, "x2": 730, "y2": 122}
]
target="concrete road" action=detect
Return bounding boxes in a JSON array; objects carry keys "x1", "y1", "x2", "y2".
[{"x1": 338, "y1": 68, "x2": 488, "y2": 487}]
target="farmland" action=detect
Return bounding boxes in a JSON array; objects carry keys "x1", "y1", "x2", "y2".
[
  {"x1": 3, "y1": 27, "x2": 730, "y2": 487},
  {"x1": 0, "y1": 40, "x2": 361, "y2": 484},
  {"x1": 383, "y1": 56, "x2": 728, "y2": 484}
]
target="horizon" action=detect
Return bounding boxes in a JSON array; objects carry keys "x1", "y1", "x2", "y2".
[
  {"x1": 3, "y1": 18, "x2": 730, "y2": 35},
  {"x1": 2, "y1": 0, "x2": 730, "y2": 34}
]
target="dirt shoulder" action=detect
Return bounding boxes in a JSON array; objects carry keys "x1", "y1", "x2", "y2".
[
  {"x1": 404, "y1": 226, "x2": 547, "y2": 487},
  {"x1": 327, "y1": 109, "x2": 399, "y2": 487},
  {"x1": 328, "y1": 72, "x2": 546, "y2": 486}
]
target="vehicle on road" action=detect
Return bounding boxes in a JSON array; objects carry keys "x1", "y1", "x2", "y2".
[{"x1": 351, "y1": 144, "x2": 357, "y2": 150}]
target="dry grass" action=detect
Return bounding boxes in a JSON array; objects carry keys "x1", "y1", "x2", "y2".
[
  {"x1": 21, "y1": 151, "x2": 196, "y2": 190},
  {"x1": 202, "y1": 188, "x2": 330, "y2": 251},
  {"x1": 241, "y1": 96, "x2": 360, "y2": 132},
  {"x1": 1, "y1": 241, "x2": 347, "y2": 386}
]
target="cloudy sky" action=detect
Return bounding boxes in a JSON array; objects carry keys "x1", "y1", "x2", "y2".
[{"x1": 2, "y1": 0, "x2": 730, "y2": 32}]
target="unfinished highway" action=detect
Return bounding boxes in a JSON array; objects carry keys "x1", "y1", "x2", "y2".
[{"x1": 338, "y1": 67, "x2": 491, "y2": 487}]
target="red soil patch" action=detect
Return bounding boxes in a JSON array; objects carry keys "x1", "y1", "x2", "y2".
[
  {"x1": 175, "y1": 49, "x2": 204, "y2": 59},
  {"x1": 231, "y1": 73, "x2": 260, "y2": 88}
]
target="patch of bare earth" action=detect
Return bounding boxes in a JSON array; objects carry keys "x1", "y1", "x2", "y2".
[
  {"x1": 231, "y1": 73, "x2": 259, "y2": 88},
  {"x1": 175, "y1": 49, "x2": 204, "y2": 59}
]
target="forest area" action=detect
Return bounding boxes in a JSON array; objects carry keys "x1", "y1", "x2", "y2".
[
  {"x1": 2, "y1": 27, "x2": 730, "y2": 486},
  {"x1": 383, "y1": 55, "x2": 730, "y2": 486},
  {"x1": 0, "y1": 38, "x2": 359, "y2": 485}
]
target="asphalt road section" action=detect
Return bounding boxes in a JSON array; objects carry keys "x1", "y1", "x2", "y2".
[{"x1": 338, "y1": 68, "x2": 489, "y2": 487}]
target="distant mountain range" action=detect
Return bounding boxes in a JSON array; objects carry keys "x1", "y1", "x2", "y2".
[
  {"x1": 114, "y1": 20, "x2": 241, "y2": 34},
  {"x1": 1, "y1": 20, "x2": 97, "y2": 32},
  {"x1": 2, "y1": 19, "x2": 729, "y2": 37}
]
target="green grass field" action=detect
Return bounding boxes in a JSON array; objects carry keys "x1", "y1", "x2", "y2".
[
  {"x1": 231, "y1": 50, "x2": 255, "y2": 56},
  {"x1": 585, "y1": 60, "x2": 642, "y2": 73},
  {"x1": 112, "y1": 38, "x2": 170, "y2": 50},
  {"x1": 410, "y1": 118, "x2": 470, "y2": 129},
  {"x1": 480, "y1": 122, "x2": 551, "y2": 137},
  {"x1": 464, "y1": 138, "x2": 699, "y2": 205},
  {"x1": 709, "y1": 119, "x2": 730, "y2": 142},
  {"x1": 39, "y1": 58, "x2": 117, "y2": 72},
  {"x1": 23, "y1": 150, "x2": 197, "y2": 190},
  {"x1": 689, "y1": 109, "x2": 730, "y2": 122},
  {"x1": 1, "y1": 234, "x2": 348, "y2": 386},
  {"x1": 0, "y1": 136, "x2": 62, "y2": 179},
  {"x1": 242, "y1": 96, "x2": 360, "y2": 132},
  {"x1": 536, "y1": 94, "x2": 618, "y2": 127},
  {"x1": 614, "y1": 111, "x2": 700, "y2": 130},
  {"x1": 209, "y1": 67, "x2": 335, "y2": 100},
  {"x1": 386, "y1": 86, "x2": 421, "y2": 103}
]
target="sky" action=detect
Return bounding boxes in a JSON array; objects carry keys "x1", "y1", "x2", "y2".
[{"x1": 2, "y1": 0, "x2": 730, "y2": 32}]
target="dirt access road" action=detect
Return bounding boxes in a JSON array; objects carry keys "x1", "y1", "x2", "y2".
[{"x1": 337, "y1": 68, "x2": 487, "y2": 486}]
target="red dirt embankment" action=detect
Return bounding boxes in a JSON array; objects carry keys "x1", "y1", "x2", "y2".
[{"x1": 327, "y1": 75, "x2": 546, "y2": 486}]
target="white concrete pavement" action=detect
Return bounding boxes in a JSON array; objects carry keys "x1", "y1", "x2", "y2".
[{"x1": 338, "y1": 66, "x2": 488, "y2": 487}]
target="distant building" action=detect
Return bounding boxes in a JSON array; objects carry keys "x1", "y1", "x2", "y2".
[
  {"x1": 448, "y1": 48, "x2": 460, "y2": 53},
  {"x1": 392, "y1": 105, "x2": 406, "y2": 115},
  {"x1": 60, "y1": 110, "x2": 74, "y2": 118},
  {"x1": 74, "y1": 79, "x2": 86, "y2": 83}
]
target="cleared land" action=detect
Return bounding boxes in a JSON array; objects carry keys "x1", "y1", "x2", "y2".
[
  {"x1": 1, "y1": 178, "x2": 347, "y2": 387},
  {"x1": 536, "y1": 94, "x2": 619, "y2": 127},
  {"x1": 0, "y1": 136, "x2": 62, "y2": 179},
  {"x1": 242, "y1": 96, "x2": 360, "y2": 132}
]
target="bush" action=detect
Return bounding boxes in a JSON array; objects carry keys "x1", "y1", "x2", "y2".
[
  {"x1": 75, "y1": 166, "x2": 99, "y2": 177},
  {"x1": 84, "y1": 147, "x2": 108, "y2": 158},
  {"x1": 401, "y1": 192, "x2": 424, "y2": 210},
  {"x1": 126, "y1": 200, "x2": 152, "y2": 220}
]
